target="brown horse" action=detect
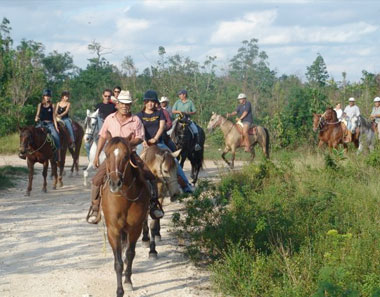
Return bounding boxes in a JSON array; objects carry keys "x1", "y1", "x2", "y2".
[
  {"x1": 140, "y1": 145, "x2": 182, "y2": 258},
  {"x1": 19, "y1": 126, "x2": 58, "y2": 195},
  {"x1": 312, "y1": 108, "x2": 348, "y2": 150},
  {"x1": 67, "y1": 120, "x2": 84, "y2": 176},
  {"x1": 207, "y1": 112, "x2": 270, "y2": 169},
  {"x1": 101, "y1": 137, "x2": 150, "y2": 296}
]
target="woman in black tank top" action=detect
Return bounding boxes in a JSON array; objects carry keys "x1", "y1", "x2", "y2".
[
  {"x1": 55, "y1": 91, "x2": 75, "y2": 147},
  {"x1": 34, "y1": 89, "x2": 60, "y2": 149}
]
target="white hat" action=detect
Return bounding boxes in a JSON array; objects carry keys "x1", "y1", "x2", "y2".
[
  {"x1": 160, "y1": 96, "x2": 169, "y2": 103},
  {"x1": 374, "y1": 97, "x2": 380, "y2": 102},
  {"x1": 348, "y1": 97, "x2": 355, "y2": 102},
  {"x1": 237, "y1": 93, "x2": 247, "y2": 100},
  {"x1": 117, "y1": 90, "x2": 133, "y2": 104}
]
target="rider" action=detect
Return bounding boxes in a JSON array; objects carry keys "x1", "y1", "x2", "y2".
[
  {"x1": 111, "y1": 86, "x2": 121, "y2": 104},
  {"x1": 137, "y1": 90, "x2": 193, "y2": 193},
  {"x1": 171, "y1": 89, "x2": 201, "y2": 151},
  {"x1": 370, "y1": 97, "x2": 380, "y2": 139},
  {"x1": 334, "y1": 103, "x2": 343, "y2": 121},
  {"x1": 157, "y1": 99, "x2": 176, "y2": 152},
  {"x1": 226, "y1": 93, "x2": 254, "y2": 153},
  {"x1": 159, "y1": 96, "x2": 173, "y2": 119},
  {"x1": 34, "y1": 89, "x2": 60, "y2": 153},
  {"x1": 86, "y1": 90, "x2": 164, "y2": 224},
  {"x1": 55, "y1": 91, "x2": 75, "y2": 149},
  {"x1": 343, "y1": 97, "x2": 360, "y2": 141}
]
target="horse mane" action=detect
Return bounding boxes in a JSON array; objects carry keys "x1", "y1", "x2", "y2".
[
  {"x1": 143, "y1": 146, "x2": 176, "y2": 170},
  {"x1": 325, "y1": 108, "x2": 338, "y2": 122},
  {"x1": 108, "y1": 137, "x2": 130, "y2": 148}
]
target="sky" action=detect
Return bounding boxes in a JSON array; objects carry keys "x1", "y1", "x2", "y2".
[{"x1": 1, "y1": 0, "x2": 379, "y2": 82}]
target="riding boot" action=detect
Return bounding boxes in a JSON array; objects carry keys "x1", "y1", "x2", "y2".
[
  {"x1": 194, "y1": 133, "x2": 201, "y2": 151},
  {"x1": 86, "y1": 184, "x2": 102, "y2": 224},
  {"x1": 147, "y1": 179, "x2": 164, "y2": 220}
]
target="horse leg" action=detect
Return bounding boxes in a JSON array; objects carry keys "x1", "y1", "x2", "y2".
[
  {"x1": 108, "y1": 230, "x2": 124, "y2": 297},
  {"x1": 155, "y1": 218, "x2": 161, "y2": 241},
  {"x1": 221, "y1": 146, "x2": 231, "y2": 168},
  {"x1": 250, "y1": 146, "x2": 256, "y2": 161},
  {"x1": 26, "y1": 159, "x2": 34, "y2": 196},
  {"x1": 42, "y1": 160, "x2": 48, "y2": 193},
  {"x1": 50, "y1": 159, "x2": 58, "y2": 190},
  {"x1": 230, "y1": 147, "x2": 236, "y2": 169},
  {"x1": 149, "y1": 219, "x2": 158, "y2": 259},
  {"x1": 141, "y1": 218, "x2": 150, "y2": 247},
  {"x1": 58, "y1": 148, "x2": 66, "y2": 187},
  {"x1": 125, "y1": 231, "x2": 141, "y2": 291}
]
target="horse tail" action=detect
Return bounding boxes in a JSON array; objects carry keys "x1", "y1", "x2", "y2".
[{"x1": 264, "y1": 127, "x2": 270, "y2": 158}]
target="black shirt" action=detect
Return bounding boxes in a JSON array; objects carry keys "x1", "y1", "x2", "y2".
[
  {"x1": 136, "y1": 110, "x2": 165, "y2": 141},
  {"x1": 95, "y1": 103, "x2": 117, "y2": 120},
  {"x1": 57, "y1": 105, "x2": 68, "y2": 119},
  {"x1": 235, "y1": 101, "x2": 253, "y2": 124},
  {"x1": 40, "y1": 105, "x2": 54, "y2": 121}
]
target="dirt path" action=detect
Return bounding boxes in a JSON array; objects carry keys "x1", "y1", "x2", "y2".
[{"x1": 0, "y1": 155, "x2": 243, "y2": 297}]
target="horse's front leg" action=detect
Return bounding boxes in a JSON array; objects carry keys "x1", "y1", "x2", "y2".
[
  {"x1": 26, "y1": 158, "x2": 34, "y2": 196},
  {"x1": 221, "y1": 146, "x2": 231, "y2": 167},
  {"x1": 51, "y1": 159, "x2": 58, "y2": 190},
  {"x1": 250, "y1": 146, "x2": 256, "y2": 161},
  {"x1": 141, "y1": 218, "x2": 150, "y2": 247},
  {"x1": 230, "y1": 147, "x2": 236, "y2": 169},
  {"x1": 108, "y1": 230, "x2": 124, "y2": 297},
  {"x1": 58, "y1": 148, "x2": 66, "y2": 187},
  {"x1": 179, "y1": 151, "x2": 187, "y2": 168},
  {"x1": 125, "y1": 229, "x2": 141, "y2": 292},
  {"x1": 42, "y1": 160, "x2": 48, "y2": 193},
  {"x1": 149, "y1": 219, "x2": 158, "y2": 259}
]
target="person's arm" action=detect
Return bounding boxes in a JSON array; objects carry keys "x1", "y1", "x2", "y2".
[
  {"x1": 52, "y1": 104, "x2": 59, "y2": 132},
  {"x1": 35, "y1": 103, "x2": 41, "y2": 122},
  {"x1": 238, "y1": 111, "x2": 248, "y2": 121},
  {"x1": 184, "y1": 101, "x2": 196, "y2": 116},
  {"x1": 59, "y1": 102, "x2": 71, "y2": 117},
  {"x1": 149, "y1": 120, "x2": 165, "y2": 144},
  {"x1": 226, "y1": 111, "x2": 237, "y2": 117},
  {"x1": 171, "y1": 101, "x2": 182, "y2": 115},
  {"x1": 93, "y1": 136, "x2": 106, "y2": 168}
]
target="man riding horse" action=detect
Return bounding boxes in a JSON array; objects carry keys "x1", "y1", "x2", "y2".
[
  {"x1": 370, "y1": 97, "x2": 380, "y2": 139},
  {"x1": 226, "y1": 93, "x2": 254, "y2": 153},
  {"x1": 86, "y1": 90, "x2": 164, "y2": 224},
  {"x1": 171, "y1": 89, "x2": 201, "y2": 151},
  {"x1": 343, "y1": 97, "x2": 360, "y2": 142}
]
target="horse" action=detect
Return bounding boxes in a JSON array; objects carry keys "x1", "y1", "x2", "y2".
[
  {"x1": 102, "y1": 137, "x2": 150, "y2": 296},
  {"x1": 19, "y1": 126, "x2": 58, "y2": 196},
  {"x1": 66, "y1": 119, "x2": 84, "y2": 176},
  {"x1": 171, "y1": 114, "x2": 205, "y2": 184},
  {"x1": 207, "y1": 112, "x2": 270, "y2": 169},
  {"x1": 83, "y1": 109, "x2": 105, "y2": 186},
  {"x1": 140, "y1": 145, "x2": 182, "y2": 259},
  {"x1": 312, "y1": 108, "x2": 347, "y2": 151},
  {"x1": 357, "y1": 115, "x2": 376, "y2": 153}
]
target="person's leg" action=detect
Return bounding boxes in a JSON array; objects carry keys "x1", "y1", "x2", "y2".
[
  {"x1": 86, "y1": 161, "x2": 107, "y2": 224},
  {"x1": 189, "y1": 121, "x2": 201, "y2": 151},
  {"x1": 84, "y1": 141, "x2": 91, "y2": 158},
  {"x1": 168, "y1": 118, "x2": 178, "y2": 137},
  {"x1": 131, "y1": 152, "x2": 164, "y2": 219},
  {"x1": 242, "y1": 123, "x2": 250, "y2": 152},
  {"x1": 63, "y1": 118, "x2": 75, "y2": 149},
  {"x1": 97, "y1": 116, "x2": 104, "y2": 131},
  {"x1": 48, "y1": 122, "x2": 60, "y2": 150}
]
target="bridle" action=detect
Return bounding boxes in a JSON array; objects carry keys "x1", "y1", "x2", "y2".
[
  {"x1": 19, "y1": 129, "x2": 49, "y2": 155},
  {"x1": 84, "y1": 115, "x2": 99, "y2": 143},
  {"x1": 105, "y1": 156, "x2": 142, "y2": 202}
]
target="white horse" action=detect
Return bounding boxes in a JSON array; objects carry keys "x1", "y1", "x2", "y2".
[
  {"x1": 83, "y1": 109, "x2": 105, "y2": 186},
  {"x1": 357, "y1": 115, "x2": 376, "y2": 154}
]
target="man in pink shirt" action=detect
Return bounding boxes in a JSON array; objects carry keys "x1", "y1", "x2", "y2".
[{"x1": 86, "y1": 90, "x2": 164, "y2": 224}]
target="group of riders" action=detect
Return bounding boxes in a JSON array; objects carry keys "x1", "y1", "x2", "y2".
[
  {"x1": 332, "y1": 96, "x2": 380, "y2": 142},
  {"x1": 34, "y1": 87, "x2": 252, "y2": 225}
]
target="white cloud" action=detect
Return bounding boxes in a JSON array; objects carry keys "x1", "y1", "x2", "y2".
[{"x1": 142, "y1": 0, "x2": 187, "y2": 9}]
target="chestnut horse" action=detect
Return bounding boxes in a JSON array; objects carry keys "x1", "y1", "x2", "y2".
[
  {"x1": 102, "y1": 137, "x2": 150, "y2": 296},
  {"x1": 140, "y1": 145, "x2": 182, "y2": 258},
  {"x1": 19, "y1": 126, "x2": 58, "y2": 195},
  {"x1": 207, "y1": 112, "x2": 270, "y2": 169},
  {"x1": 312, "y1": 108, "x2": 347, "y2": 150},
  {"x1": 66, "y1": 120, "x2": 84, "y2": 176}
]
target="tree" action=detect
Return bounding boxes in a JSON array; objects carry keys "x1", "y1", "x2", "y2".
[
  {"x1": 42, "y1": 50, "x2": 74, "y2": 84},
  {"x1": 306, "y1": 53, "x2": 329, "y2": 87}
]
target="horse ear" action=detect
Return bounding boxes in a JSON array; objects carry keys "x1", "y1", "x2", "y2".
[
  {"x1": 87, "y1": 109, "x2": 90, "y2": 116},
  {"x1": 106, "y1": 131, "x2": 112, "y2": 141},
  {"x1": 171, "y1": 149, "x2": 182, "y2": 158},
  {"x1": 122, "y1": 134, "x2": 133, "y2": 143}
]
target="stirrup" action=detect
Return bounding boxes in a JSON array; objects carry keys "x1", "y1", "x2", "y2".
[
  {"x1": 86, "y1": 205, "x2": 101, "y2": 224},
  {"x1": 150, "y1": 201, "x2": 164, "y2": 220},
  {"x1": 194, "y1": 143, "x2": 201, "y2": 151}
]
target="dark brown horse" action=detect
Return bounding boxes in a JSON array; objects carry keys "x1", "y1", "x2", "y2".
[
  {"x1": 312, "y1": 108, "x2": 348, "y2": 150},
  {"x1": 101, "y1": 137, "x2": 150, "y2": 296},
  {"x1": 66, "y1": 120, "x2": 84, "y2": 176},
  {"x1": 140, "y1": 145, "x2": 181, "y2": 258},
  {"x1": 19, "y1": 126, "x2": 58, "y2": 195}
]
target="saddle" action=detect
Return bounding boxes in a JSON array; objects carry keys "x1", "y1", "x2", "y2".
[{"x1": 235, "y1": 121, "x2": 257, "y2": 135}]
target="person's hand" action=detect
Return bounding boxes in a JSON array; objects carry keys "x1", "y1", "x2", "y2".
[
  {"x1": 93, "y1": 155, "x2": 100, "y2": 168},
  {"x1": 148, "y1": 138, "x2": 157, "y2": 145},
  {"x1": 143, "y1": 141, "x2": 149, "y2": 148},
  {"x1": 235, "y1": 118, "x2": 240, "y2": 122},
  {"x1": 55, "y1": 125, "x2": 59, "y2": 132},
  {"x1": 35, "y1": 117, "x2": 39, "y2": 122}
]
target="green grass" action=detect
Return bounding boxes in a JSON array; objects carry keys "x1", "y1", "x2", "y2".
[
  {"x1": 0, "y1": 133, "x2": 19, "y2": 154},
  {"x1": 0, "y1": 165, "x2": 28, "y2": 189}
]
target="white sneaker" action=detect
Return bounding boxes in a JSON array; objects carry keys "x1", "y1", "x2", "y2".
[{"x1": 194, "y1": 143, "x2": 201, "y2": 151}]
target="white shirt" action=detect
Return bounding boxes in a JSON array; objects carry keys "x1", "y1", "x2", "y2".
[
  {"x1": 334, "y1": 108, "x2": 343, "y2": 121},
  {"x1": 344, "y1": 105, "x2": 360, "y2": 119}
]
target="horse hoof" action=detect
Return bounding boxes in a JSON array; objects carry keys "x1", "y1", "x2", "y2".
[
  {"x1": 52, "y1": 185, "x2": 57, "y2": 190},
  {"x1": 142, "y1": 240, "x2": 150, "y2": 248},
  {"x1": 25, "y1": 192, "x2": 31, "y2": 197},
  {"x1": 124, "y1": 282, "x2": 133, "y2": 292},
  {"x1": 42, "y1": 188, "x2": 47, "y2": 193},
  {"x1": 149, "y1": 252, "x2": 158, "y2": 259},
  {"x1": 58, "y1": 182, "x2": 63, "y2": 188},
  {"x1": 156, "y1": 235, "x2": 162, "y2": 242}
]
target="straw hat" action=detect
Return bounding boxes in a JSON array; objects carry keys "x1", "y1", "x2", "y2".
[
  {"x1": 160, "y1": 96, "x2": 169, "y2": 103},
  {"x1": 117, "y1": 90, "x2": 133, "y2": 104},
  {"x1": 237, "y1": 93, "x2": 247, "y2": 100}
]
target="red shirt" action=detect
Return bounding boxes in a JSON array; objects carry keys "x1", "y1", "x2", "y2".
[{"x1": 159, "y1": 107, "x2": 172, "y2": 130}]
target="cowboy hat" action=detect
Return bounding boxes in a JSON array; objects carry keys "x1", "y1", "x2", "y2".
[
  {"x1": 117, "y1": 90, "x2": 133, "y2": 104},
  {"x1": 160, "y1": 96, "x2": 169, "y2": 103}
]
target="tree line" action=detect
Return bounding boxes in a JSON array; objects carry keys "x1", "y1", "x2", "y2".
[{"x1": 1, "y1": 17, "x2": 379, "y2": 148}]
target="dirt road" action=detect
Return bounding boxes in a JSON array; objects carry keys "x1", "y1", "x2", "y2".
[{"x1": 0, "y1": 155, "x2": 243, "y2": 297}]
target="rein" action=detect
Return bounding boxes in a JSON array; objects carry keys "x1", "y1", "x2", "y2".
[{"x1": 27, "y1": 134, "x2": 49, "y2": 155}]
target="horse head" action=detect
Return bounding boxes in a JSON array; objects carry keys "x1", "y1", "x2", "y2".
[
  {"x1": 312, "y1": 113, "x2": 323, "y2": 132},
  {"x1": 350, "y1": 116, "x2": 359, "y2": 133},
  {"x1": 207, "y1": 112, "x2": 222, "y2": 132},
  {"x1": 104, "y1": 136, "x2": 133, "y2": 193},
  {"x1": 84, "y1": 109, "x2": 99, "y2": 144},
  {"x1": 19, "y1": 127, "x2": 33, "y2": 159}
]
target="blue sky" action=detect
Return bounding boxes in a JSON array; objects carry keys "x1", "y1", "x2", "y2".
[{"x1": 1, "y1": 0, "x2": 379, "y2": 82}]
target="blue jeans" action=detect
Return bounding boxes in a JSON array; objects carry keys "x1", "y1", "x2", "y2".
[
  {"x1": 62, "y1": 118, "x2": 75, "y2": 143},
  {"x1": 84, "y1": 142, "x2": 91, "y2": 158},
  {"x1": 157, "y1": 142, "x2": 192, "y2": 191},
  {"x1": 45, "y1": 122, "x2": 60, "y2": 149},
  {"x1": 189, "y1": 121, "x2": 198, "y2": 135}
]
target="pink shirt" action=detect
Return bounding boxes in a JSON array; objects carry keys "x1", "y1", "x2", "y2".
[
  {"x1": 160, "y1": 107, "x2": 172, "y2": 130},
  {"x1": 99, "y1": 112, "x2": 145, "y2": 140}
]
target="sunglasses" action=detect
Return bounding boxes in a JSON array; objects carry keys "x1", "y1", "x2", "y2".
[{"x1": 114, "y1": 90, "x2": 121, "y2": 93}]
